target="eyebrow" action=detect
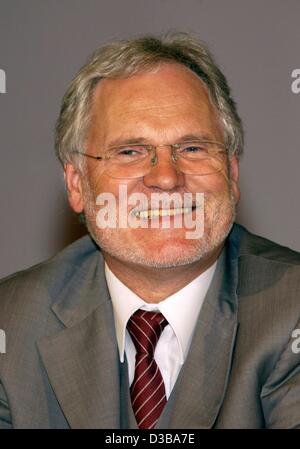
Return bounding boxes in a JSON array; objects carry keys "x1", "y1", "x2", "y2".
[
  {"x1": 108, "y1": 137, "x2": 149, "y2": 147},
  {"x1": 176, "y1": 133, "x2": 216, "y2": 142},
  {"x1": 107, "y1": 133, "x2": 218, "y2": 148}
]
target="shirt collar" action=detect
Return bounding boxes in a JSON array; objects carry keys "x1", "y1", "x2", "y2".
[{"x1": 104, "y1": 261, "x2": 217, "y2": 364}]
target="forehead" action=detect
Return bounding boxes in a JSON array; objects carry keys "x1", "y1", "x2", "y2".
[{"x1": 88, "y1": 63, "x2": 222, "y2": 142}]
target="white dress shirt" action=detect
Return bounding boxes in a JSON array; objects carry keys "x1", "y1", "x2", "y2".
[{"x1": 104, "y1": 261, "x2": 217, "y2": 399}]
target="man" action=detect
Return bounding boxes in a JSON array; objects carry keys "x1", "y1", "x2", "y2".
[{"x1": 0, "y1": 32, "x2": 300, "y2": 429}]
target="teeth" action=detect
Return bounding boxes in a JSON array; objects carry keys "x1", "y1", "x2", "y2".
[{"x1": 135, "y1": 207, "x2": 193, "y2": 219}]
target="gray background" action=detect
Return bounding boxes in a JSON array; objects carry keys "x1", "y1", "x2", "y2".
[{"x1": 0, "y1": 0, "x2": 299, "y2": 279}]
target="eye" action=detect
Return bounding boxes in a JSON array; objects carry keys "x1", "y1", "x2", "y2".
[
  {"x1": 118, "y1": 148, "x2": 140, "y2": 156},
  {"x1": 112, "y1": 145, "x2": 149, "y2": 162},
  {"x1": 183, "y1": 145, "x2": 205, "y2": 152},
  {"x1": 179, "y1": 142, "x2": 210, "y2": 158}
]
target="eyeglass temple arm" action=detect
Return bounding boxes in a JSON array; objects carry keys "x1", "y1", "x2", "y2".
[{"x1": 74, "y1": 151, "x2": 104, "y2": 161}]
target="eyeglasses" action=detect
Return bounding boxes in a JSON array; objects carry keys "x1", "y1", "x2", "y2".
[{"x1": 74, "y1": 140, "x2": 227, "y2": 179}]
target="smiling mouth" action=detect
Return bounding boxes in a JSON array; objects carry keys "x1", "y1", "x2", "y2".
[{"x1": 134, "y1": 206, "x2": 196, "y2": 219}]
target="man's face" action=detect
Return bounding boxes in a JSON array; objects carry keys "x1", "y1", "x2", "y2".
[{"x1": 66, "y1": 63, "x2": 240, "y2": 268}]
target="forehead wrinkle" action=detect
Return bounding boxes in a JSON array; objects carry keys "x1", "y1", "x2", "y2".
[
  {"x1": 88, "y1": 63, "x2": 223, "y2": 148},
  {"x1": 95, "y1": 68, "x2": 213, "y2": 115},
  {"x1": 89, "y1": 103, "x2": 222, "y2": 149},
  {"x1": 106, "y1": 97, "x2": 218, "y2": 130},
  {"x1": 109, "y1": 86, "x2": 212, "y2": 112}
]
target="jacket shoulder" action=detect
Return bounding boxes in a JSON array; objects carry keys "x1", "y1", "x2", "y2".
[
  {"x1": 233, "y1": 223, "x2": 300, "y2": 266},
  {"x1": 234, "y1": 224, "x2": 300, "y2": 325},
  {"x1": 0, "y1": 235, "x2": 99, "y2": 314}
]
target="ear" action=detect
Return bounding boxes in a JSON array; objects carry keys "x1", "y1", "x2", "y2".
[
  {"x1": 229, "y1": 155, "x2": 240, "y2": 204},
  {"x1": 64, "y1": 163, "x2": 84, "y2": 213}
]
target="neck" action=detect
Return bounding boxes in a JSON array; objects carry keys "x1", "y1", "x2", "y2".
[{"x1": 103, "y1": 245, "x2": 223, "y2": 304}]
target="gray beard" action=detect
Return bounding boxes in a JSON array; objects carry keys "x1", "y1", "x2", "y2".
[{"x1": 80, "y1": 178, "x2": 236, "y2": 269}]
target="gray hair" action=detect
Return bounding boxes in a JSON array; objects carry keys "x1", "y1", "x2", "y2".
[{"x1": 55, "y1": 32, "x2": 244, "y2": 169}]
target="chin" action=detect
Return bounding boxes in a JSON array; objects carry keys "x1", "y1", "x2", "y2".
[
  {"x1": 100, "y1": 233, "x2": 219, "y2": 269},
  {"x1": 128, "y1": 246, "x2": 214, "y2": 269}
]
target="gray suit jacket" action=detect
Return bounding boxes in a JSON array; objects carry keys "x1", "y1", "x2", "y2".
[{"x1": 0, "y1": 223, "x2": 300, "y2": 429}]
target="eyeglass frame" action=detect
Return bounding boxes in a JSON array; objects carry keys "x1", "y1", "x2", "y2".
[{"x1": 74, "y1": 139, "x2": 227, "y2": 164}]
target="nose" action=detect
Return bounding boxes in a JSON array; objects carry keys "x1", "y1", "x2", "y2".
[{"x1": 143, "y1": 145, "x2": 185, "y2": 191}]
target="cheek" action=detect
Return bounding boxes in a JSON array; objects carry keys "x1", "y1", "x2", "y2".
[
  {"x1": 185, "y1": 170, "x2": 230, "y2": 196},
  {"x1": 86, "y1": 167, "x2": 140, "y2": 203},
  {"x1": 86, "y1": 164, "x2": 107, "y2": 193}
]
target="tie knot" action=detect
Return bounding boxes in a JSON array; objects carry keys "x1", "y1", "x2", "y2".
[{"x1": 127, "y1": 310, "x2": 168, "y2": 357}]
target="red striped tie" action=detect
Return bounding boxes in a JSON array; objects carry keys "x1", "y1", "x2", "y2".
[{"x1": 127, "y1": 309, "x2": 168, "y2": 429}]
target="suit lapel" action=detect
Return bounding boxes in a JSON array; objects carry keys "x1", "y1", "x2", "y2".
[
  {"x1": 37, "y1": 248, "x2": 121, "y2": 428},
  {"x1": 158, "y1": 235, "x2": 240, "y2": 428}
]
